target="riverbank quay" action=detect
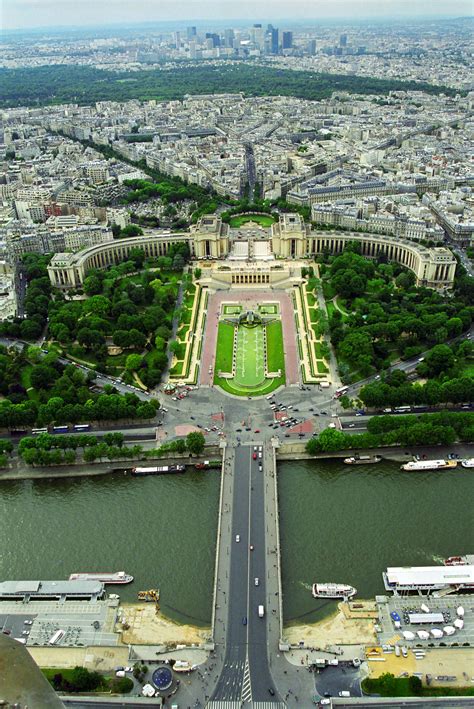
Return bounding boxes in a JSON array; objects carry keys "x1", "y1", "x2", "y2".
[
  {"x1": 2, "y1": 441, "x2": 472, "y2": 481},
  {"x1": 276, "y1": 441, "x2": 474, "y2": 463},
  {"x1": 0, "y1": 448, "x2": 221, "y2": 481}
]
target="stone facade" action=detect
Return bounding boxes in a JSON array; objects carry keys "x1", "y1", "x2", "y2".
[{"x1": 47, "y1": 214, "x2": 457, "y2": 292}]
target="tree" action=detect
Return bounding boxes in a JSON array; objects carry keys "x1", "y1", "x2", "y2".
[
  {"x1": 316, "y1": 428, "x2": 348, "y2": 452},
  {"x1": 30, "y1": 364, "x2": 57, "y2": 390},
  {"x1": 423, "y1": 344, "x2": 455, "y2": 376},
  {"x1": 126, "y1": 354, "x2": 142, "y2": 371},
  {"x1": 194, "y1": 267, "x2": 202, "y2": 279},
  {"x1": 339, "y1": 395, "x2": 352, "y2": 410},
  {"x1": 121, "y1": 224, "x2": 143, "y2": 238},
  {"x1": 186, "y1": 431, "x2": 205, "y2": 455},
  {"x1": 169, "y1": 340, "x2": 181, "y2": 356}
]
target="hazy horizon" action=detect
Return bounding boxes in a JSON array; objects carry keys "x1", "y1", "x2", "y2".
[{"x1": 3, "y1": 0, "x2": 472, "y2": 31}]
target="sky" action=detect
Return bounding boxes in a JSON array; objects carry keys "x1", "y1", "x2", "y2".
[{"x1": 2, "y1": 0, "x2": 472, "y2": 30}]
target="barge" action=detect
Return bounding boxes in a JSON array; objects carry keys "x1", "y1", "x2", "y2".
[
  {"x1": 131, "y1": 465, "x2": 186, "y2": 476},
  {"x1": 343, "y1": 455, "x2": 381, "y2": 465},
  {"x1": 69, "y1": 571, "x2": 133, "y2": 584}
]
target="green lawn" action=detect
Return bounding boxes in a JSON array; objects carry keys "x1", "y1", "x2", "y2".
[
  {"x1": 214, "y1": 322, "x2": 235, "y2": 374},
  {"x1": 223, "y1": 304, "x2": 242, "y2": 315},
  {"x1": 214, "y1": 319, "x2": 285, "y2": 396},
  {"x1": 266, "y1": 321, "x2": 285, "y2": 374},
  {"x1": 229, "y1": 213, "x2": 276, "y2": 228},
  {"x1": 234, "y1": 325, "x2": 266, "y2": 388},
  {"x1": 316, "y1": 359, "x2": 329, "y2": 373},
  {"x1": 461, "y1": 362, "x2": 474, "y2": 377},
  {"x1": 259, "y1": 304, "x2": 278, "y2": 315}
]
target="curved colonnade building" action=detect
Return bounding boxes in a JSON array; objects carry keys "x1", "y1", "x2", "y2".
[{"x1": 47, "y1": 214, "x2": 456, "y2": 291}]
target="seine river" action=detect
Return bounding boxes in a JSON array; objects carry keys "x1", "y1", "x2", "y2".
[{"x1": 1, "y1": 460, "x2": 473, "y2": 626}]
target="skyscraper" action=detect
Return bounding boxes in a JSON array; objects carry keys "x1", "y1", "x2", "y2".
[
  {"x1": 282, "y1": 31, "x2": 293, "y2": 49},
  {"x1": 224, "y1": 28, "x2": 235, "y2": 48},
  {"x1": 307, "y1": 39, "x2": 317, "y2": 55},
  {"x1": 266, "y1": 25, "x2": 279, "y2": 54},
  {"x1": 340, "y1": 33, "x2": 347, "y2": 47},
  {"x1": 187, "y1": 26, "x2": 197, "y2": 40}
]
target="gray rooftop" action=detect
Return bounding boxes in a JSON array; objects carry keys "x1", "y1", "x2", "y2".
[{"x1": 0, "y1": 579, "x2": 104, "y2": 596}]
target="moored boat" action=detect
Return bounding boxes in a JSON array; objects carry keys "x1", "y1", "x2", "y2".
[
  {"x1": 445, "y1": 555, "x2": 474, "y2": 566},
  {"x1": 69, "y1": 571, "x2": 133, "y2": 584},
  {"x1": 131, "y1": 465, "x2": 186, "y2": 476},
  {"x1": 461, "y1": 458, "x2": 474, "y2": 468},
  {"x1": 312, "y1": 583, "x2": 357, "y2": 599},
  {"x1": 343, "y1": 455, "x2": 381, "y2": 465},
  {"x1": 401, "y1": 459, "x2": 457, "y2": 471}
]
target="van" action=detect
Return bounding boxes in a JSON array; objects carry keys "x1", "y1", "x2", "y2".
[
  {"x1": 338, "y1": 691, "x2": 350, "y2": 697},
  {"x1": 258, "y1": 605, "x2": 265, "y2": 618}
]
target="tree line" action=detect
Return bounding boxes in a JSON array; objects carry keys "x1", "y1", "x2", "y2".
[{"x1": 306, "y1": 411, "x2": 473, "y2": 454}]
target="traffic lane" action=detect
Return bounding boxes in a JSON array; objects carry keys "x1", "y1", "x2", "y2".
[
  {"x1": 248, "y1": 451, "x2": 280, "y2": 702},
  {"x1": 336, "y1": 702, "x2": 474, "y2": 708},
  {"x1": 212, "y1": 446, "x2": 251, "y2": 700}
]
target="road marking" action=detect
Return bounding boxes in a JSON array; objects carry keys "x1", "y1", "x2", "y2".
[{"x1": 241, "y1": 656, "x2": 252, "y2": 703}]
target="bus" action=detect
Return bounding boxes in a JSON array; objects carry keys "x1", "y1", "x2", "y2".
[
  {"x1": 48, "y1": 629, "x2": 65, "y2": 645},
  {"x1": 334, "y1": 386, "x2": 349, "y2": 399},
  {"x1": 394, "y1": 406, "x2": 411, "y2": 414},
  {"x1": 52, "y1": 425, "x2": 69, "y2": 434},
  {"x1": 31, "y1": 427, "x2": 48, "y2": 435},
  {"x1": 73, "y1": 424, "x2": 91, "y2": 432}
]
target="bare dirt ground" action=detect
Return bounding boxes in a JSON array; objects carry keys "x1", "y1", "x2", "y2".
[
  {"x1": 28, "y1": 645, "x2": 129, "y2": 671},
  {"x1": 284, "y1": 601, "x2": 377, "y2": 648},
  {"x1": 117, "y1": 604, "x2": 210, "y2": 646},
  {"x1": 368, "y1": 647, "x2": 474, "y2": 688}
]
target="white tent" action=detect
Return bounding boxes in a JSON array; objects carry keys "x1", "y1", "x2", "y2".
[
  {"x1": 430, "y1": 628, "x2": 443, "y2": 638},
  {"x1": 454, "y1": 618, "x2": 464, "y2": 629},
  {"x1": 402, "y1": 630, "x2": 415, "y2": 640},
  {"x1": 456, "y1": 606, "x2": 465, "y2": 617},
  {"x1": 443, "y1": 626, "x2": 456, "y2": 636},
  {"x1": 417, "y1": 630, "x2": 430, "y2": 639}
]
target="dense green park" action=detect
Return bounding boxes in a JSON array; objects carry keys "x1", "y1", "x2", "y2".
[
  {"x1": 317, "y1": 245, "x2": 473, "y2": 383},
  {"x1": 0, "y1": 63, "x2": 458, "y2": 109}
]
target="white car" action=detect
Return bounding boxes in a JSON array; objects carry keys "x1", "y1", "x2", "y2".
[
  {"x1": 235, "y1": 535, "x2": 240, "y2": 542},
  {"x1": 254, "y1": 578, "x2": 259, "y2": 586}
]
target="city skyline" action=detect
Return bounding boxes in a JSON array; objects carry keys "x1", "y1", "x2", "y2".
[{"x1": 3, "y1": 0, "x2": 473, "y2": 30}]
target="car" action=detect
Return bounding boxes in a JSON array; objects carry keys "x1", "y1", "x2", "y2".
[
  {"x1": 268, "y1": 688, "x2": 275, "y2": 696},
  {"x1": 250, "y1": 544, "x2": 254, "y2": 551},
  {"x1": 254, "y1": 429, "x2": 260, "y2": 433},
  {"x1": 2, "y1": 629, "x2": 11, "y2": 635},
  {"x1": 124, "y1": 666, "x2": 133, "y2": 672},
  {"x1": 253, "y1": 453, "x2": 257, "y2": 460},
  {"x1": 235, "y1": 535, "x2": 240, "y2": 542},
  {"x1": 21, "y1": 630, "x2": 29, "y2": 636},
  {"x1": 321, "y1": 410, "x2": 328, "y2": 415},
  {"x1": 253, "y1": 446, "x2": 257, "y2": 451},
  {"x1": 245, "y1": 427, "x2": 251, "y2": 431},
  {"x1": 24, "y1": 620, "x2": 33, "y2": 625},
  {"x1": 258, "y1": 452, "x2": 262, "y2": 458},
  {"x1": 285, "y1": 433, "x2": 290, "y2": 437},
  {"x1": 242, "y1": 617, "x2": 247, "y2": 625},
  {"x1": 236, "y1": 428, "x2": 242, "y2": 432},
  {"x1": 349, "y1": 423, "x2": 355, "y2": 428},
  {"x1": 391, "y1": 611, "x2": 401, "y2": 622},
  {"x1": 255, "y1": 578, "x2": 259, "y2": 586}
]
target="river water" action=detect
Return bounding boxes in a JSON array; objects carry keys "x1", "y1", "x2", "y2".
[{"x1": 1, "y1": 460, "x2": 473, "y2": 626}]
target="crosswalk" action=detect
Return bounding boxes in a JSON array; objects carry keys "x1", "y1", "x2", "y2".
[{"x1": 207, "y1": 703, "x2": 286, "y2": 709}]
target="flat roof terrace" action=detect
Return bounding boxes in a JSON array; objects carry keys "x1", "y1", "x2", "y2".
[
  {"x1": 0, "y1": 580, "x2": 105, "y2": 601},
  {"x1": 384, "y1": 565, "x2": 474, "y2": 590}
]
